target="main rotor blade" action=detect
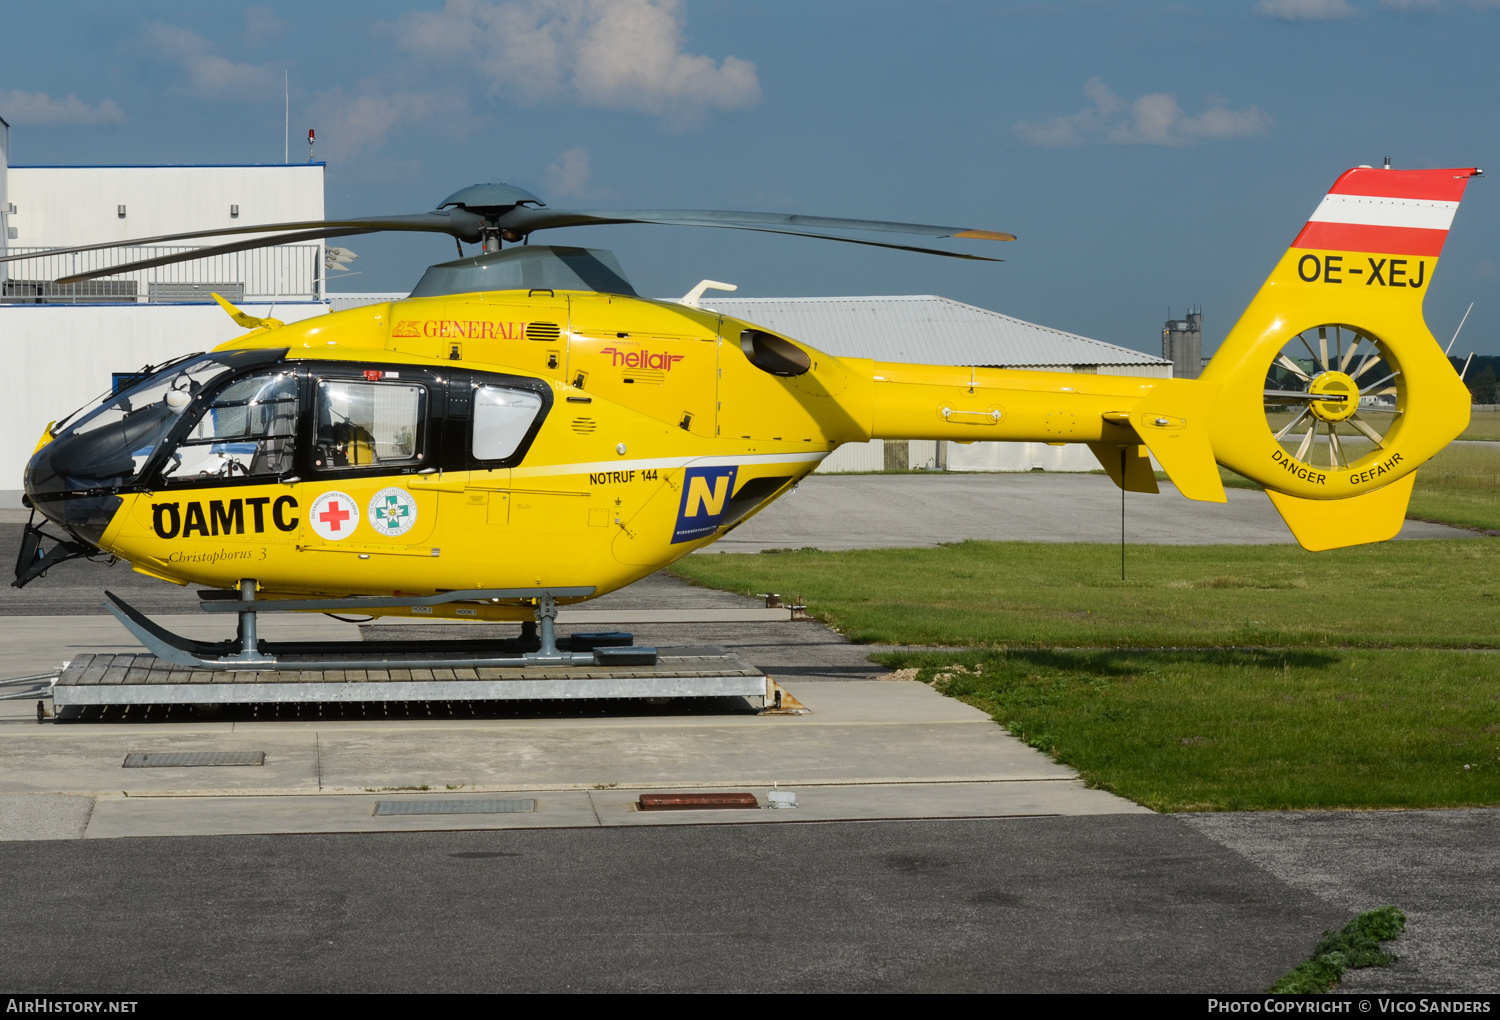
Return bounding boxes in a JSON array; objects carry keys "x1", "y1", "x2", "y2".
[
  {"x1": 676, "y1": 224, "x2": 1003, "y2": 261},
  {"x1": 30, "y1": 203, "x2": 1008, "y2": 282},
  {"x1": 502, "y1": 206, "x2": 1014, "y2": 241},
  {"x1": 53, "y1": 227, "x2": 383, "y2": 285},
  {"x1": 0, "y1": 210, "x2": 486, "y2": 265},
  {"x1": 55, "y1": 220, "x2": 1001, "y2": 284}
]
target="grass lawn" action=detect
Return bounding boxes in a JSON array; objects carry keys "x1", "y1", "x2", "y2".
[
  {"x1": 1459, "y1": 409, "x2": 1500, "y2": 441},
  {"x1": 1407, "y1": 443, "x2": 1500, "y2": 532},
  {"x1": 869, "y1": 647, "x2": 1500, "y2": 812},
  {"x1": 672, "y1": 540, "x2": 1500, "y2": 648},
  {"x1": 671, "y1": 541, "x2": 1500, "y2": 810}
]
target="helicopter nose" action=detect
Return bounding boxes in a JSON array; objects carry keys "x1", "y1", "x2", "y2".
[
  {"x1": 22, "y1": 485, "x2": 122, "y2": 551},
  {"x1": 23, "y1": 410, "x2": 158, "y2": 548}
]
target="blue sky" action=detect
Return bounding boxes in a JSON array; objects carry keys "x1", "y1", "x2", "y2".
[{"x1": 3, "y1": 0, "x2": 1499, "y2": 356}]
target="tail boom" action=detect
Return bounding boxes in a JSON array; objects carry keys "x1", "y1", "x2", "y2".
[{"x1": 859, "y1": 360, "x2": 1224, "y2": 499}]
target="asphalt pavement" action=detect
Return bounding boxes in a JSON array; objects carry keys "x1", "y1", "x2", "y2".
[
  {"x1": 1183, "y1": 809, "x2": 1500, "y2": 995},
  {"x1": 711, "y1": 472, "x2": 1478, "y2": 551},
  {"x1": 0, "y1": 816, "x2": 1345, "y2": 994}
]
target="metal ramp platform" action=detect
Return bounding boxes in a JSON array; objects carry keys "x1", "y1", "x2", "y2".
[{"x1": 53, "y1": 646, "x2": 773, "y2": 709}]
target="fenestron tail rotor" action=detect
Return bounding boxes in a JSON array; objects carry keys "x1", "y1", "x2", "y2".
[
  {"x1": 0, "y1": 180, "x2": 1015, "y2": 285},
  {"x1": 1262, "y1": 324, "x2": 1401, "y2": 472}
]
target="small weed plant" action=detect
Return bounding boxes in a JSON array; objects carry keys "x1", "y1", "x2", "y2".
[{"x1": 1271, "y1": 907, "x2": 1407, "y2": 993}]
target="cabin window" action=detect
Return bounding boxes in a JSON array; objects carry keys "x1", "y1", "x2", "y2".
[
  {"x1": 161, "y1": 371, "x2": 299, "y2": 483},
  {"x1": 472, "y1": 386, "x2": 544, "y2": 461},
  {"x1": 314, "y1": 380, "x2": 425, "y2": 470}
]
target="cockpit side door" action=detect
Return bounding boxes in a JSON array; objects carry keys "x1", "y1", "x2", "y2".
[
  {"x1": 157, "y1": 368, "x2": 301, "y2": 486},
  {"x1": 139, "y1": 363, "x2": 307, "y2": 549}
]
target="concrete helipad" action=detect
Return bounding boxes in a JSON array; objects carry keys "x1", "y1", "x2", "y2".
[
  {"x1": 1, "y1": 555, "x2": 1145, "y2": 840},
  {"x1": 0, "y1": 673, "x2": 1143, "y2": 840}
]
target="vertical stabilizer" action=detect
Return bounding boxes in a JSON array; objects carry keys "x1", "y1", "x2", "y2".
[{"x1": 1198, "y1": 165, "x2": 1479, "y2": 549}]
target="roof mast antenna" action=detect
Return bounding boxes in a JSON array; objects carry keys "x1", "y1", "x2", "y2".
[{"x1": 284, "y1": 71, "x2": 289, "y2": 164}]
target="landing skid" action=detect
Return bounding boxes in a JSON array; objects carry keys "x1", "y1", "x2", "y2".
[{"x1": 104, "y1": 585, "x2": 657, "y2": 671}]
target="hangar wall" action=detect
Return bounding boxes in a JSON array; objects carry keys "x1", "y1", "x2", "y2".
[
  {"x1": 0, "y1": 301, "x2": 329, "y2": 506},
  {"x1": 4, "y1": 165, "x2": 325, "y2": 302},
  {"x1": 0, "y1": 115, "x2": 9, "y2": 281},
  {"x1": 5, "y1": 165, "x2": 324, "y2": 250}
]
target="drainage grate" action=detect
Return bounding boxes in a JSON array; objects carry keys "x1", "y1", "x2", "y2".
[
  {"x1": 123, "y1": 751, "x2": 265, "y2": 768},
  {"x1": 374, "y1": 799, "x2": 536, "y2": 816}
]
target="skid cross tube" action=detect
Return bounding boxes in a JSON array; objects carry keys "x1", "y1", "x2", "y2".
[
  {"x1": 104, "y1": 588, "x2": 648, "y2": 671},
  {"x1": 195, "y1": 585, "x2": 596, "y2": 613}
]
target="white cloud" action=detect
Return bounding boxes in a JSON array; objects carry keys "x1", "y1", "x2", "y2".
[
  {"x1": 398, "y1": 0, "x2": 761, "y2": 125},
  {"x1": 0, "y1": 89, "x2": 127, "y2": 126},
  {"x1": 1255, "y1": 0, "x2": 1361, "y2": 20},
  {"x1": 139, "y1": 20, "x2": 469, "y2": 163},
  {"x1": 244, "y1": 5, "x2": 289, "y2": 46},
  {"x1": 145, "y1": 23, "x2": 279, "y2": 95},
  {"x1": 1016, "y1": 78, "x2": 1271, "y2": 148},
  {"x1": 544, "y1": 147, "x2": 592, "y2": 197},
  {"x1": 1378, "y1": 0, "x2": 1500, "y2": 9},
  {"x1": 307, "y1": 87, "x2": 470, "y2": 162}
]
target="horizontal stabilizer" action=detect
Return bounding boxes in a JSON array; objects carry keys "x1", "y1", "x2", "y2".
[
  {"x1": 1124, "y1": 379, "x2": 1226, "y2": 503},
  {"x1": 1087, "y1": 443, "x2": 1159, "y2": 493},
  {"x1": 1265, "y1": 472, "x2": 1416, "y2": 551}
]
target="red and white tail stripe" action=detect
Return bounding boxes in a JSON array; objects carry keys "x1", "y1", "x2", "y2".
[{"x1": 1291, "y1": 166, "x2": 1481, "y2": 258}]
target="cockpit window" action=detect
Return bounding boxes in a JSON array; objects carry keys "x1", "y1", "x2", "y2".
[
  {"x1": 161, "y1": 371, "x2": 299, "y2": 484},
  {"x1": 472, "y1": 386, "x2": 544, "y2": 461},
  {"x1": 313, "y1": 380, "x2": 426, "y2": 470}
]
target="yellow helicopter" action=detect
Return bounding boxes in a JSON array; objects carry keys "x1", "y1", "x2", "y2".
[{"x1": 0, "y1": 165, "x2": 1480, "y2": 669}]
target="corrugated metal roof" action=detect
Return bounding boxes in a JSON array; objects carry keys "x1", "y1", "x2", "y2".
[
  {"x1": 706, "y1": 295, "x2": 1166, "y2": 368},
  {"x1": 327, "y1": 292, "x2": 411, "y2": 313}
]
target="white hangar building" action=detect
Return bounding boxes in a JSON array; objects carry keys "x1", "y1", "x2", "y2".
[
  {"x1": 0, "y1": 119, "x2": 333, "y2": 505},
  {"x1": 0, "y1": 115, "x2": 1168, "y2": 502}
]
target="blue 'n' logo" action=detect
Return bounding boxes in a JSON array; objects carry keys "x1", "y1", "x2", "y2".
[{"x1": 672, "y1": 466, "x2": 738, "y2": 544}]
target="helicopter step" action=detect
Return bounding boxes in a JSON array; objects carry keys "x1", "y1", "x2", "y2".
[
  {"x1": 103, "y1": 585, "x2": 655, "y2": 672},
  {"x1": 50, "y1": 648, "x2": 776, "y2": 712}
]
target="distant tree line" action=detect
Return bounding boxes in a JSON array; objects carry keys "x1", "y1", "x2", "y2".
[{"x1": 1450, "y1": 355, "x2": 1500, "y2": 404}]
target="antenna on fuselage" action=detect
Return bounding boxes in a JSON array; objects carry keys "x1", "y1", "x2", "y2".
[{"x1": 1446, "y1": 302, "x2": 1474, "y2": 357}]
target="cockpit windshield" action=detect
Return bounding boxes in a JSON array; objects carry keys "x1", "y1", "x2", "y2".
[{"x1": 26, "y1": 349, "x2": 287, "y2": 498}]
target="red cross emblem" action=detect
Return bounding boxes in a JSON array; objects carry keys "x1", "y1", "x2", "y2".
[{"x1": 318, "y1": 500, "x2": 352, "y2": 531}]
